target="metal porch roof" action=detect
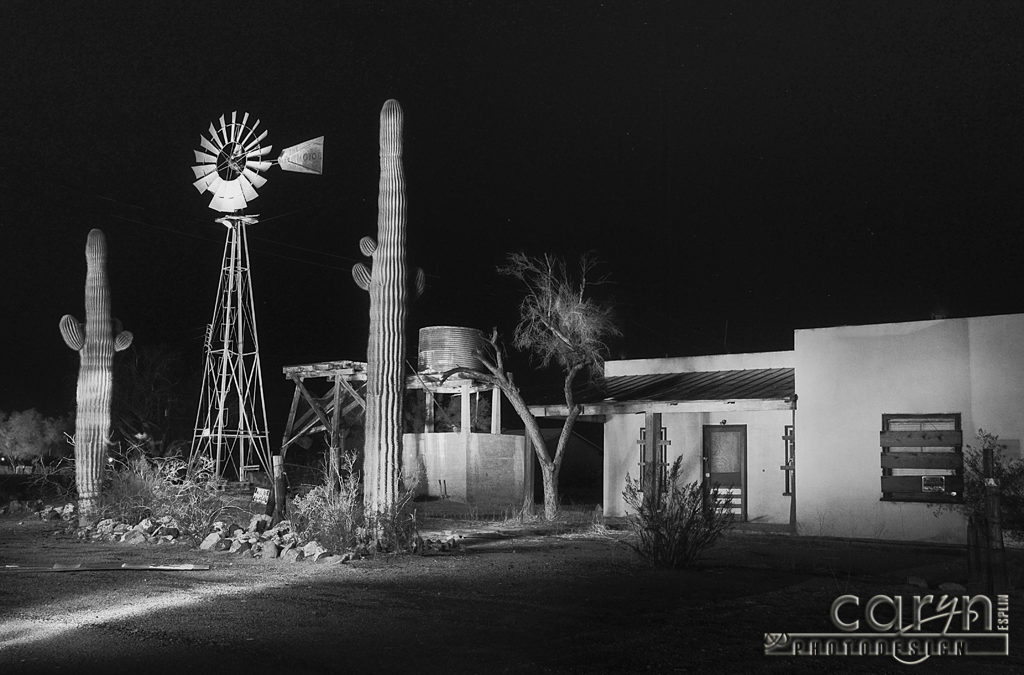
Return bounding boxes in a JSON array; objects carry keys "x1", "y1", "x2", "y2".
[{"x1": 530, "y1": 368, "x2": 795, "y2": 411}]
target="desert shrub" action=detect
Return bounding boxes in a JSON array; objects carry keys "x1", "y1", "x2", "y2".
[
  {"x1": 932, "y1": 429, "x2": 1024, "y2": 535},
  {"x1": 622, "y1": 456, "x2": 734, "y2": 568},
  {"x1": 100, "y1": 455, "x2": 227, "y2": 538},
  {"x1": 291, "y1": 449, "x2": 418, "y2": 553},
  {"x1": 291, "y1": 451, "x2": 364, "y2": 551}
]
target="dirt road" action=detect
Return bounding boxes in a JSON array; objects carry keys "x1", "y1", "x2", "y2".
[{"x1": 1, "y1": 516, "x2": 1021, "y2": 674}]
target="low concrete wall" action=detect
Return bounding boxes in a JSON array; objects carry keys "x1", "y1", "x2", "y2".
[{"x1": 402, "y1": 432, "x2": 527, "y2": 509}]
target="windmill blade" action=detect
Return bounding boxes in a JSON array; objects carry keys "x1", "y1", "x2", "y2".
[
  {"x1": 199, "y1": 135, "x2": 220, "y2": 155},
  {"x1": 230, "y1": 111, "x2": 238, "y2": 143},
  {"x1": 242, "y1": 167, "x2": 267, "y2": 188},
  {"x1": 239, "y1": 118, "x2": 261, "y2": 148},
  {"x1": 247, "y1": 145, "x2": 273, "y2": 158},
  {"x1": 277, "y1": 136, "x2": 324, "y2": 175},
  {"x1": 218, "y1": 115, "x2": 228, "y2": 141},
  {"x1": 191, "y1": 164, "x2": 217, "y2": 179},
  {"x1": 239, "y1": 175, "x2": 259, "y2": 202},
  {"x1": 243, "y1": 129, "x2": 269, "y2": 153},
  {"x1": 194, "y1": 150, "x2": 218, "y2": 164},
  {"x1": 193, "y1": 172, "x2": 222, "y2": 194},
  {"x1": 247, "y1": 160, "x2": 273, "y2": 171},
  {"x1": 210, "y1": 178, "x2": 245, "y2": 212},
  {"x1": 208, "y1": 122, "x2": 224, "y2": 149}
]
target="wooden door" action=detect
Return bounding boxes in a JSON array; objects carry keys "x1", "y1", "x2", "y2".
[{"x1": 703, "y1": 425, "x2": 746, "y2": 520}]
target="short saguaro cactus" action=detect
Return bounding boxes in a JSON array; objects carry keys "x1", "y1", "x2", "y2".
[{"x1": 60, "y1": 229, "x2": 133, "y2": 519}]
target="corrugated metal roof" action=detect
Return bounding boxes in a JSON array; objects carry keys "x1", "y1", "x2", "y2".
[{"x1": 552, "y1": 368, "x2": 795, "y2": 406}]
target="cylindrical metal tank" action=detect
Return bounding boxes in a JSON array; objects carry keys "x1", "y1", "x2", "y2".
[{"x1": 418, "y1": 326, "x2": 486, "y2": 373}]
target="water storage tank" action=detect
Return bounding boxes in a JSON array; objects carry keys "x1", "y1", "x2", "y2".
[{"x1": 418, "y1": 326, "x2": 485, "y2": 373}]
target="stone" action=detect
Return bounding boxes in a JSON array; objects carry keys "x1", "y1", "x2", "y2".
[
  {"x1": 282, "y1": 547, "x2": 305, "y2": 563},
  {"x1": 135, "y1": 518, "x2": 157, "y2": 534},
  {"x1": 228, "y1": 539, "x2": 251, "y2": 554},
  {"x1": 211, "y1": 520, "x2": 228, "y2": 534},
  {"x1": 301, "y1": 541, "x2": 327, "y2": 559},
  {"x1": 226, "y1": 523, "x2": 244, "y2": 538},
  {"x1": 262, "y1": 541, "x2": 279, "y2": 559},
  {"x1": 154, "y1": 526, "x2": 180, "y2": 538},
  {"x1": 247, "y1": 514, "x2": 273, "y2": 534},
  {"x1": 214, "y1": 538, "x2": 231, "y2": 552},
  {"x1": 316, "y1": 554, "x2": 347, "y2": 565},
  {"x1": 313, "y1": 551, "x2": 334, "y2": 563},
  {"x1": 199, "y1": 532, "x2": 223, "y2": 551},
  {"x1": 121, "y1": 530, "x2": 148, "y2": 545}
]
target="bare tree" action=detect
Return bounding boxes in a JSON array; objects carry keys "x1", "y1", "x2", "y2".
[{"x1": 442, "y1": 252, "x2": 617, "y2": 520}]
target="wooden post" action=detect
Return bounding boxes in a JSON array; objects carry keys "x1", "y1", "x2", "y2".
[
  {"x1": 490, "y1": 386, "x2": 501, "y2": 434},
  {"x1": 280, "y1": 384, "x2": 302, "y2": 464},
  {"x1": 272, "y1": 454, "x2": 286, "y2": 523},
  {"x1": 644, "y1": 412, "x2": 662, "y2": 501},
  {"x1": 460, "y1": 381, "x2": 471, "y2": 434},
  {"x1": 982, "y1": 444, "x2": 1008, "y2": 595},
  {"x1": 330, "y1": 376, "x2": 343, "y2": 492},
  {"x1": 425, "y1": 390, "x2": 435, "y2": 433}
]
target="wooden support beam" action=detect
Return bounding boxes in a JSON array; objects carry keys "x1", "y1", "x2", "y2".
[
  {"x1": 280, "y1": 383, "x2": 302, "y2": 463},
  {"x1": 289, "y1": 374, "x2": 333, "y2": 438},
  {"x1": 335, "y1": 376, "x2": 366, "y2": 410}
]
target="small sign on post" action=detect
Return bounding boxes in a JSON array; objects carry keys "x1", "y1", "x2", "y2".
[{"x1": 252, "y1": 487, "x2": 270, "y2": 506}]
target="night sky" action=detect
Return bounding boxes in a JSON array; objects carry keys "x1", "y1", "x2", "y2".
[{"x1": 3, "y1": 2, "x2": 1024, "y2": 430}]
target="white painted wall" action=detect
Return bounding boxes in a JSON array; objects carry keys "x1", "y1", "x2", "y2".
[
  {"x1": 794, "y1": 314, "x2": 1024, "y2": 543},
  {"x1": 603, "y1": 408, "x2": 793, "y2": 521},
  {"x1": 606, "y1": 351, "x2": 795, "y2": 377}
]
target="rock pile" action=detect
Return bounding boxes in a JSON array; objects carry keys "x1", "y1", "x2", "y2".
[
  {"x1": 77, "y1": 515, "x2": 185, "y2": 545},
  {"x1": 197, "y1": 515, "x2": 349, "y2": 564}
]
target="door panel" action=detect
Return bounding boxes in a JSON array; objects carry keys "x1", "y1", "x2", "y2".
[{"x1": 703, "y1": 425, "x2": 746, "y2": 520}]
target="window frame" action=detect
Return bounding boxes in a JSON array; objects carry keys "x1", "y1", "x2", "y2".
[{"x1": 879, "y1": 412, "x2": 963, "y2": 504}]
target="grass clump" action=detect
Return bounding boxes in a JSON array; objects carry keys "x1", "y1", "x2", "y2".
[
  {"x1": 290, "y1": 450, "x2": 419, "y2": 554},
  {"x1": 622, "y1": 456, "x2": 734, "y2": 568}
]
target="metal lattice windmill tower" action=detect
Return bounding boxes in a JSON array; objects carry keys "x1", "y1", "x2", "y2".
[{"x1": 189, "y1": 112, "x2": 323, "y2": 480}]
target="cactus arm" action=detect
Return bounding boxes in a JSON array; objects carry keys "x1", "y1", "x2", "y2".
[
  {"x1": 352, "y1": 263, "x2": 372, "y2": 291},
  {"x1": 359, "y1": 236, "x2": 378, "y2": 257},
  {"x1": 114, "y1": 330, "x2": 134, "y2": 352},
  {"x1": 412, "y1": 267, "x2": 426, "y2": 299},
  {"x1": 60, "y1": 315, "x2": 85, "y2": 351}
]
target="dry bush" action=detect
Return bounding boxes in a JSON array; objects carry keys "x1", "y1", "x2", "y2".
[
  {"x1": 622, "y1": 456, "x2": 734, "y2": 568},
  {"x1": 292, "y1": 449, "x2": 419, "y2": 553},
  {"x1": 100, "y1": 455, "x2": 227, "y2": 538}
]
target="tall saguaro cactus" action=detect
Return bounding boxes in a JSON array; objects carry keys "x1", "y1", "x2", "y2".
[
  {"x1": 60, "y1": 229, "x2": 133, "y2": 520},
  {"x1": 352, "y1": 100, "x2": 424, "y2": 514}
]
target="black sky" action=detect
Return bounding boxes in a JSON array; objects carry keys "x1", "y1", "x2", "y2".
[{"x1": 2, "y1": 2, "x2": 1024, "y2": 424}]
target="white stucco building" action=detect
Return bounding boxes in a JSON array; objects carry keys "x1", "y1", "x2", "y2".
[{"x1": 529, "y1": 312, "x2": 1024, "y2": 544}]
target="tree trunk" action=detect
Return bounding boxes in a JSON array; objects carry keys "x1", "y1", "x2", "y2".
[{"x1": 540, "y1": 461, "x2": 559, "y2": 520}]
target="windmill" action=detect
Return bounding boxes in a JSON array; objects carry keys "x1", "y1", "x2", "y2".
[{"x1": 189, "y1": 111, "x2": 323, "y2": 482}]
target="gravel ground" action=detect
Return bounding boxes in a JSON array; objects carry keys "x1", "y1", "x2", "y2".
[{"x1": 1, "y1": 515, "x2": 1022, "y2": 674}]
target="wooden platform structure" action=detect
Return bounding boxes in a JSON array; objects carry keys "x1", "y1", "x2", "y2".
[{"x1": 279, "y1": 360, "x2": 503, "y2": 459}]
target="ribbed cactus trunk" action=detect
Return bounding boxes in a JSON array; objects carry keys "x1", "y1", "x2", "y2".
[
  {"x1": 60, "y1": 229, "x2": 132, "y2": 521},
  {"x1": 354, "y1": 100, "x2": 409, "y2": 514}
]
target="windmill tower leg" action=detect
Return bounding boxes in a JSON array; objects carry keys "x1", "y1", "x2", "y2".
[{"x1": 190, "y1": 216, "x2": 272, "y2": 483}]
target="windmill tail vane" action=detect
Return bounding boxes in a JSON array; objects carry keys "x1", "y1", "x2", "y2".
[{"x1": 191, "y1": 111, "x2": 323, "y2": 213}]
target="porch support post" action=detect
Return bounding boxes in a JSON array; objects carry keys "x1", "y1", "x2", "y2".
[
  {"x1": 490, "y1": 386, "x2": 502, "y2": 434},
  {"x1": 424, "y1": 390, "x2": 435, "y2": 433},
  {"x1": 644, "y1": 412, "x2": 662, "y2": 501}
]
